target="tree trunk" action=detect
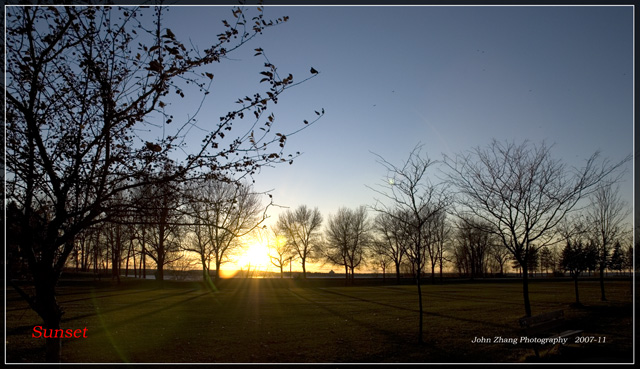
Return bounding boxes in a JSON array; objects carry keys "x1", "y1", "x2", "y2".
[
  {"x1": 431, "y1": 263, "x2": 435, "y2": 284},
  {"x1": 522, "y1": 263, "x2": 532, "y2": 317},
  {"x1": 215, "y1": 259, "x2": 221, "y2": 281},
  {"x1": 124, "y1": 240, "x2": 131, "y2": 278},
  {"x1": 395, "y1": 262, "x2": 401, "y2": 284},
  {"x1": 33, "y1": 272, "x2": 64, "y2": 362},
  {"x1": 382, "y1": 263, "x2": 386, "y2": 282},
  {"x1": 573, "y1": 276, "x2": 580, "y2": 304},
  {"x1": 344, "y1": 263, "x2": 349, "y2": 283},
  {"x1": 301, "y1": 257, "x2": 307, "y2": 279},
  {"x1": 599, "y1": 265, "x2": 607, "y2": 301},
  {"x1": 416, "y1": 269, "x2": 424, "y2": 344}
]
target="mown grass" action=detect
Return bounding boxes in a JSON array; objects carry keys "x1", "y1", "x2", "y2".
[{"x1": 5, "y1": 278, "x2": 633, "y2": 363}]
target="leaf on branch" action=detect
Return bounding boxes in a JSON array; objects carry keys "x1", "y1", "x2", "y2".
[
  {"x1": 147, "y1": 60, "x2": 163, "y2": 73},
  {"x1": 205, "y1": 72, "x2": 214, "y2": 80},
  {"x1": 145, "y1": 142, "x2": 162, "y2": 152},
  {"x1": 310, "y1": 67, "x2": 318, "y2": 74},
  {"x1": 254, "y1": 48, "x2": 263, "y2": 56}
]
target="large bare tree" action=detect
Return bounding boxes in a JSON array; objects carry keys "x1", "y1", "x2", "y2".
[
  {"x1": 184, "y1": 178, "x2": 267, "y2": 283},
  {"x1": 369, "y1": 144, "x2": 449, "y2": 344},
  {"x1": 323, "y1": 206, "x2": 371, "y2": 283},
  {"x1": 6, "y1": 5, "x2": 321, "y2": 361},
  {"x1": 276, "y1": 205, "x2": 323, "y2": 278},
  {"x1": 452, "y1": 216, "x2": 493, "y2": 279},
  {"x1": 444, "y1": 139, "x2": 629, "y2": 316},
  {"x1": 372, "y1": 211, "x2": 408, "y2": 283}
]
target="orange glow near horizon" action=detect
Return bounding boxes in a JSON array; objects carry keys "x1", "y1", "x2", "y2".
[{"x1": 235, "y1": 241, "x2": 272, "y2": 271}]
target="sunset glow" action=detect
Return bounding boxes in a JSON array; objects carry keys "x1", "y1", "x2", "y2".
[{"x1": 236, "y1": 242, "x2": 271, "y2": 271}]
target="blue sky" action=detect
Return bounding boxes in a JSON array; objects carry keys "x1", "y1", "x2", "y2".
[{"x1": 160, "y1": 5, "x2": 634, "y2": 235}]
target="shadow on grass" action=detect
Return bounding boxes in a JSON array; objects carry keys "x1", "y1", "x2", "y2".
[
  {"x1": 63, "y1": 289, "x2": 213, "y2": 330},
  {"x1": 287, "y1": 288, "x2": 403, "y2": 341},
  {"x1": 318, "y1": 287, "x2": 517, "y2": 331}
]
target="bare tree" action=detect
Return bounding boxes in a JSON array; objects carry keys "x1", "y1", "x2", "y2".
[
  {"x1": 138, "y1": 179, "x2": 185, "y2": 282},
  {"x1": 560, "y1": 240, "x2": 591, "y2": 306},
  {"x1": 538, "y1": 247, "x2": 554, "y2": 276},
  {"x1": 367, "y1": 239, "x2": 393, "y2": 282},
  {"x1": 369, "y1": 145, "x2": 449, "y2": 344},
  {"x1": 452, "y1": 217, "x2": 493, "y2": 279},
  {"x1": 276, "y1": 205, "x2": 323, "y2": 279},
  {"x1": 263, "y1": 227, "x2": 294, "y2": 279},
  {"x1": 372, "y1": 210, "x2": 408, "y2": 283},
  {"x1": 5, "y1": 5, "x2": 321, "y2": 361},
  {"x1": 444, "y1": 139, "x2": 629, "y2": 316},
  {"x1": 185, "y1": 211, "x2": 213, "y2": 283},
  {"x1": 431, "y1": 210, "x2": 451, "y2": 282},
  {"x1": 487, "y1": 242, "x2": 511, "y2": 276},
  {"x1": 184, "y1": 179, "x2": 267, "y2": 282},
  {"x1": 585, "y1": 184, "x2": 631, "y2": 300},
  {"x1": 422, "y1": 208, "x2": 449, "y2": 283},
  {"x1": 323, "y1": 206, "x2": 371, "y2": 283}
]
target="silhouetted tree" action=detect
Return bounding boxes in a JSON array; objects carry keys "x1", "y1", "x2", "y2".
[
  {"x1": 137, "y1": 177, "x2": 185, "y2": 282},
  {"x1": 184, "y1": 178, "x2": 267, "y2": 283},
  {"x1": 373, "y1": 210, "x2": 408, "y2": 283},
  {"x1": 423, "y1": 208, "x2": 449, "y2": 283},
  {"x1": 561, "y1": 240, "x2": 589, "y2": 305},
  {"x1": 444, "y1": 139, "x2": 629, "y2": 317},
  {"x1": 6, "y1": 5, "x2": 321, "y2": 361},
  {"x1": 453, "y1": 217, "x2": 492, "y2": 279},
  {"x1": 369, "y1": 144, "x2": 449, "y2": 344},
  {"x1": 609, "y1": 241, "x2": 625, "y2": 275},
  {"x1": 368, "y1": 239, "x2": 393, "y2": 281},
  {"x1": 277, "y1": 205, "x2": 323, "y2": 279},
  {"x1": 539, "y1": 247, "x2": 554, "y2": 277},
  {"x1": 323, "y1": 206, "x2": 371, "y2": 283},
  {"x1": 487, "y1": 242, "x2": 511, "y2": 276},
  {"x1": 262, "y1": 227, "x2": 294, "y2": 279},
  {"x1": 624, "y1": 244, "x2": 634, "y2": 275},
  {"x1": 586, "y1": 185, "x2": 630, "y2": 300}
]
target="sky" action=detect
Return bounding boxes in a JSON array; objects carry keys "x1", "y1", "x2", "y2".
[{"x1": 155, "y1": 5, "x2": 634, "y2": 271}]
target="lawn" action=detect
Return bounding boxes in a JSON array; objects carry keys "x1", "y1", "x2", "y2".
[{"x1": 5, "y1": 278, "x2": 634, "y2": 364}]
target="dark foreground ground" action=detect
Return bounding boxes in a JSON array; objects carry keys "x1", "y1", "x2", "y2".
[{"x1": 5, "y1": 277, "x2": 634, "y2": 364}]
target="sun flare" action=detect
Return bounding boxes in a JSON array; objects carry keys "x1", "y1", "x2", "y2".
[{"x1": 237, "y1": 242, "x2": 270, "y2": 269}]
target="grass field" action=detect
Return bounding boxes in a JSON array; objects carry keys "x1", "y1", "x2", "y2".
[{"x1": 5, "y1": 277, "x2": 634, "y2": 364}]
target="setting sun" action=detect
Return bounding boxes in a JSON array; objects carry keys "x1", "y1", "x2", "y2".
[{"x1": 237, "y1": 242, "x2": 271, "y2": 270}]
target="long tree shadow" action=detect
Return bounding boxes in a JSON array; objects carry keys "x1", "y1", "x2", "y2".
[
  {"x1": 7, "y1": 288, "x2": 210, "y2": 337},
  {"x1": 88, "y1": 290, "x2": 214, "y2": 334},
  {"x1": 317, "y1": 287, "x2": 517, "y2": 331},
  {"x1": 287, "y1": 288, "x2": 404, "y2": 341},
  {"x1": 64, "y1": 288, "x2": 211, "y2": 326},
  {"x1": 373, "y1": 285, "x2": 525, "y2": 307}
]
